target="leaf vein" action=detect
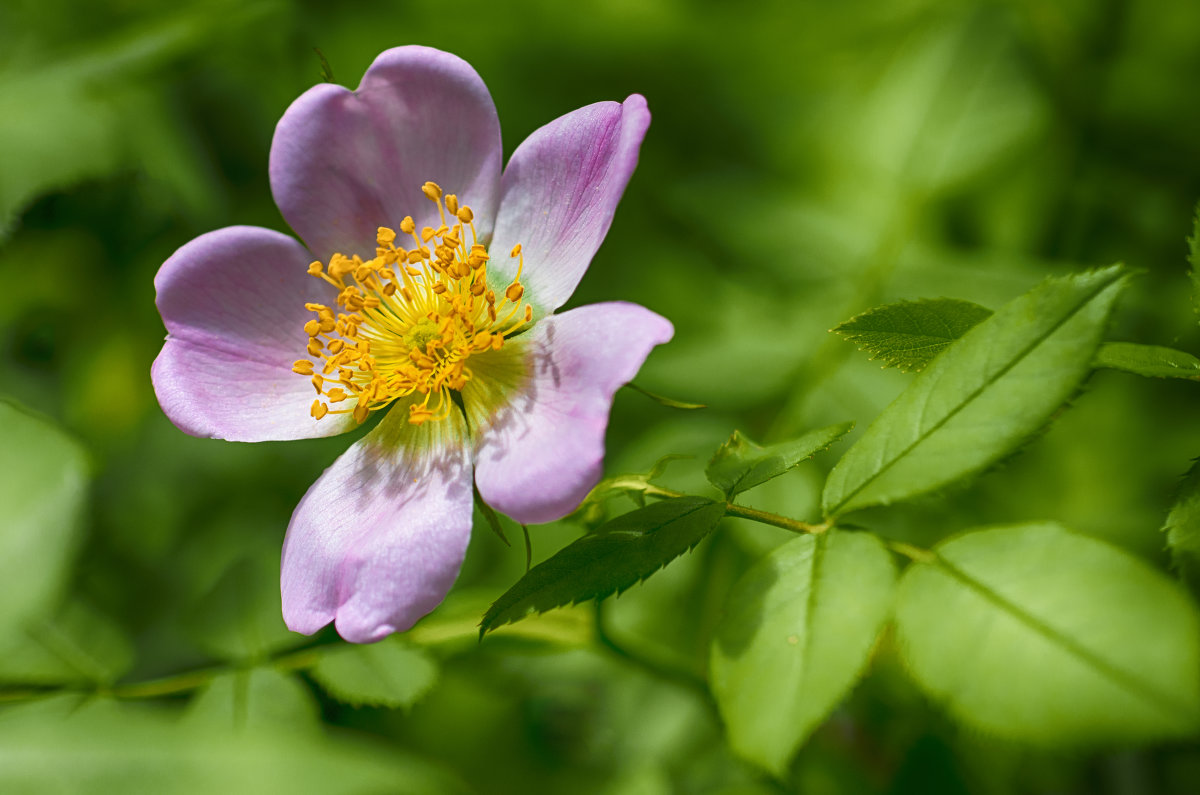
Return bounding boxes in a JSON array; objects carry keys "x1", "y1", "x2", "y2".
[{"x1": 934, "y1": 555, "x2": 1189, "y2": 721}]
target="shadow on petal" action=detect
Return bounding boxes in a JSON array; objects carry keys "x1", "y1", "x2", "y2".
[
  {"x1": 470, "y1": 303, "x2": 673, "y2": 525},
  {"x1": 281, "y1": 403, "x2": 475, "y2": 643}
]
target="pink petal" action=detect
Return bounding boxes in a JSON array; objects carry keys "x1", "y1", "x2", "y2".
[
  {"x1": 488, "y1": 95, "x2": 650, "y2": 315},
  {"x1": 281, "y1": 407, "x2": 474, "y2": 643},
  {"x1": 270, "y1": 46, "x2": 503, "y2": 264},
  {"x1": 471, "y1": 302, "x2": 673, "y2": 524},
  {"x1": 151, "y1": 226, "x2": 354, "y2": 442}
]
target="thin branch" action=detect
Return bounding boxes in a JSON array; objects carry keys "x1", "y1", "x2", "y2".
[{"x1": 723, "y1": 502, "x2": 827, "y2": 534}]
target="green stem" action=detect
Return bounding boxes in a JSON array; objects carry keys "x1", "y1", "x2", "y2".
[
  {"x1": 643, "y1": 483, "x2": 827, "y2": 534},
  {"x1": 885, "y1": 539, "x2": 937, "y2": 563},
  {"x1": 0, "y1": 687, "x2": 69, "y2": 704},
  {"x1": 719, "y1": 495, "x2": 940, "y2": 563},
  {"x1": 0, "y1": 641, "x2": 332, "y2": 705},
  {"x1": 110, "y1": 668, "x2": 220, "y2": 700},
  {"x1": 723, "y1": 502, "x2": 827, "y2": 534}
]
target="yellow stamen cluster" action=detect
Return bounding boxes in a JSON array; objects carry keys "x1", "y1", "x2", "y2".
[{"x1": 292, "y1": 182, "x2": 532, "y2": 426}]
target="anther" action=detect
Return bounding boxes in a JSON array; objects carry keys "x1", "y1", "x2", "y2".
[{"x1": 297, "y1": 181, "x2": 534, "y2": 429}]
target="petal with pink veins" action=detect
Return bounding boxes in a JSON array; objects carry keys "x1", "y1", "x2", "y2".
[
  {"x1": 281, "y1": 406, "x2": 474, "y2": 643},
  {"x1": 270, "y1": 46, "x2": 503, "y2": 263},
  {"x1": 470, "y1": 302, "x2": 673, "y2": 525},
  {"x1": 488, "y1": 95, "x2": 651, "y2": 315},
  {"x1": 152, "y1": 225, "x2": 354, "y2": 442}
]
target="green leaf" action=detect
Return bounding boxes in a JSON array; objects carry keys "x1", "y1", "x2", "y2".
[
  {"x1": 706, "y1": 422, "x2": 854, "y2": 499},
  {"x1": 710, "y1": 530, "x2": 895, "y2": 775},
  {"x1": 407, "y1": 588, "x2": 594, "y2": 651},
  {"x1": 0, "y1": 696, "x2": 468, "y2": 794},
  {"x1": 474, "y1": 484, "x2": 510, "y2": 546},
  {"x1": 314, "y1": 47, "x2": 336, "y2": 83},
  {"x1": 1095, "y1": 341, "x2": 1200, "y2": 380},
  {"x1": 309, "y1": 638, "x2": 438, "y2": 709},
  {"x1": 1189, "y1": 202, "x2": 1200, "y2": 322},
  {"x1": 894, "y1": 523, "x2": 1200, "y2": 744},
  {"x1": 0, "y1": 401, "x2": 88, "y2": 641},
  {"x1": 833, "y1": 298, "x2": 993, "y2": 373},
  {"x1": 573, "y1": 455, "x2": 690, "y2": 514},
  {"x1": 0, "y1": 4, "x2": 276, "y2": 241},
  {"x1": 481, "y1": 497, "x2": 725, "y2": 635},
  {"x1": 624, "y1": 382, "x2": 707, "y2": 410},
  {"x1": 0, "y1": 599, "x2": 133, "y2": 686},
  {"x1": 183, "y1": 556, "x2": 300, "y2": 662},
  {"x1": 186, "y1": 667, "x2": 320, "y2": 732},
  {"x1": 823, "y1": 266, "x2": 1128, "y2": 516},
  {"x1": 1164, "y1": 460, "x2": 1200, "y2": 593}
]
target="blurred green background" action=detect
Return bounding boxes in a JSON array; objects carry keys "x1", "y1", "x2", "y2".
[{"x1": 3, "y1": 0, "x2": 1200, "y2": 792}]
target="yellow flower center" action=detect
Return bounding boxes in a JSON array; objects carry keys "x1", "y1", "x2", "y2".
[{"x1": 292, "y1": 181, "x2": 531, "y2": 426}]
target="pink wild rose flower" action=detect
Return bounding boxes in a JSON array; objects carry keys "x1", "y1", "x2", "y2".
[{"x1": 151, "y1": 46, "x2": 672, "y2": 642}]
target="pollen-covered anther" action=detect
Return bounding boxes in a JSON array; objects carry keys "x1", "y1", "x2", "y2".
[
  {"x1": 297, "y1": 182, "x2": 533, "y2": 426},
  {"x1": 421, "y1": 181, "x2": 442, "y2": 202}
]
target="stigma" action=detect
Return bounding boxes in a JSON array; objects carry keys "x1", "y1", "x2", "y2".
[{"x1": 292, "y1": 182, "x2": 532, "y2": 426}]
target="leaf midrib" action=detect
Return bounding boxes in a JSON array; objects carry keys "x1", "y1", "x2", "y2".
[{"x1": 934, "y1": 555, "x2": 1191, "y2": 723}]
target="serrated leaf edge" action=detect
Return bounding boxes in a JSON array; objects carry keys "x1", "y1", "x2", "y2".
[{"x1": 826, "y1": 267, "x2": 1127, "y2": 516}]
